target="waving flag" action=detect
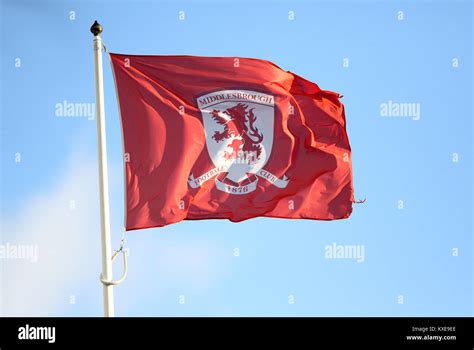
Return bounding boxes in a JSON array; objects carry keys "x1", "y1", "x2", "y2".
[{"x1": 110, "y1": 54, "x2": 354, "y2": 230}]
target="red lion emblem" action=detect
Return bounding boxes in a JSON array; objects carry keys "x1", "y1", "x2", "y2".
[{"x1": 211, "y1": 103, "x2": 263, "y2": 162}]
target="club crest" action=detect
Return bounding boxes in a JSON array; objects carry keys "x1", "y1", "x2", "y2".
[{"x1": 189, "y1": 90, "x2": 289, "y2": 194}]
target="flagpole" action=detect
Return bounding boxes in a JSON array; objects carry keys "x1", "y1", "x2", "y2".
[{"x1": 91, "y1": 20, "x2": 115, "y2": 317}]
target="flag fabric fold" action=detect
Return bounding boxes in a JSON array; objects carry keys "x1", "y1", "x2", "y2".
[{"x1": 110, "y1": 54, "x2": 354, "y2": 230}]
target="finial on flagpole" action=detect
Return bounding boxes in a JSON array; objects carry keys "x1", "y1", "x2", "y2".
[{"x1": 90, "y1": 20, "x2": 103, "y2": 36}]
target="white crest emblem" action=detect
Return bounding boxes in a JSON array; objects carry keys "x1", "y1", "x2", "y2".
[{"x1": 189, "y1": 90, "x2": 289, "y2": 194}]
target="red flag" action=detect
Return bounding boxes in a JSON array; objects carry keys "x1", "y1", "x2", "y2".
[{"x1": 110, "y1": 54, "x2": 354, "y2": 230}]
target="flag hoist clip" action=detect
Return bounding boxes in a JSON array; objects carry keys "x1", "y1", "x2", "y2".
[{"x1": 100, "y1": 238, "x2": 128, "y2": 286}]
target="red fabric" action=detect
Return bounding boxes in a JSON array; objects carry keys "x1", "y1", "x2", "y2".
[{"x1": 110, "y1": 54, "x2": 354, "y2": 230}]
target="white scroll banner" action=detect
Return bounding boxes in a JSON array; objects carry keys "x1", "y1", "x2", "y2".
[
  {"x1": 256, "y1": 169, "x2": 289, "y2": 188},
  {"x1": 188, "y1": 165, "x2": 228, "y2": 189},
  {"x1": 215, "y1": 176, "x2": 258, "y2": 195},
  {"x1": 189, "y1": 166, "x2": 289, "y2": 192}
]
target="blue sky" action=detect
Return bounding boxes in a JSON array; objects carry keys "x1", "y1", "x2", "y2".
[{"x1": 1, "y1": 0, "x2": 472, "y2": 316}]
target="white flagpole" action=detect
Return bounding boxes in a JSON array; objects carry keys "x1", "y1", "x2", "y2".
[{"x1": 91, "y1": 20, "x2": 115, "y2": 317}]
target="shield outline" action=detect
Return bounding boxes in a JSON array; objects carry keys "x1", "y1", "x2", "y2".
[{"x1": 196, "y1": 89, "x2": 275, "y2": 185}]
